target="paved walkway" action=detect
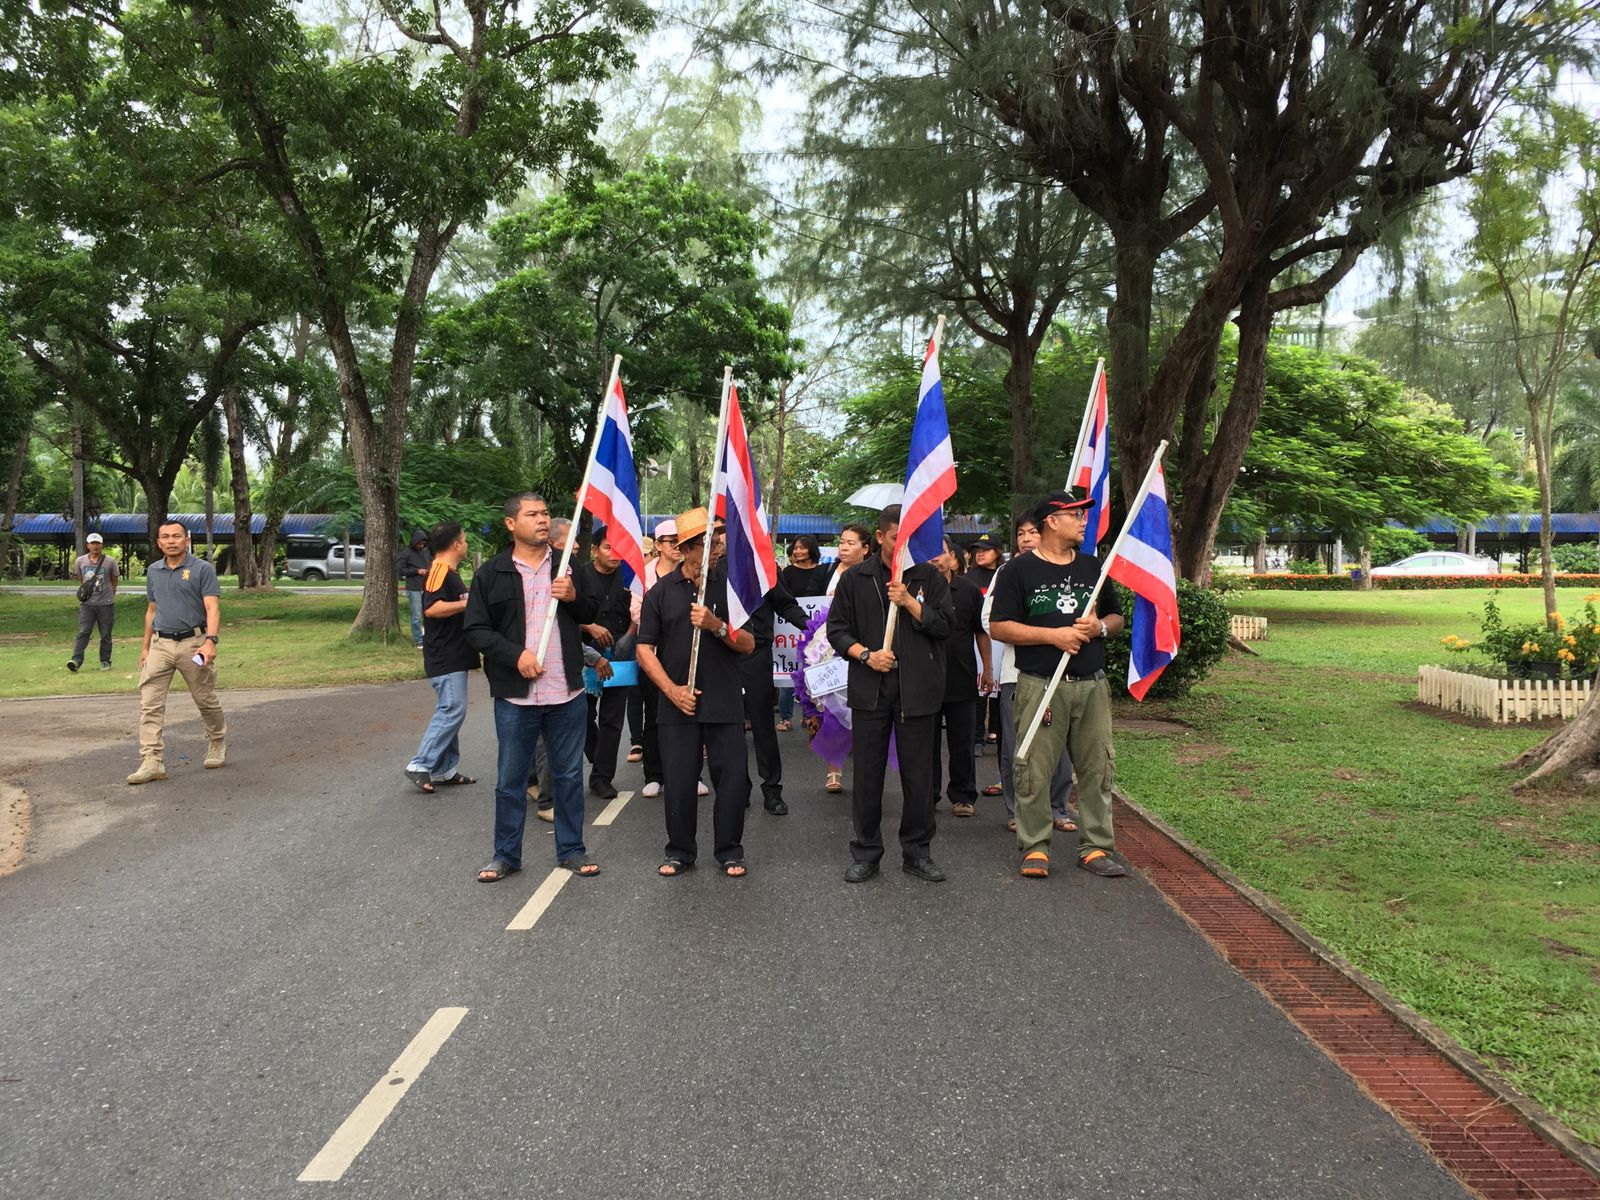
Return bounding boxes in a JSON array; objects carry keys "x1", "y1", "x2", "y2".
[{"x1": 1, "y1": 679, "x2": 1474, "y2": 1198}]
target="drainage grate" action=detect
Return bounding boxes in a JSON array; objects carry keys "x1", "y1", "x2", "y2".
[{"x1": 1114, "y1": 798, "x2": 1600, "y2": 1200}]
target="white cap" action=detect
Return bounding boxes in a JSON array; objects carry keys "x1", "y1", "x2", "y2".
[{"x1": 85, "y1": 533, "x2": 104, "y2": 544}]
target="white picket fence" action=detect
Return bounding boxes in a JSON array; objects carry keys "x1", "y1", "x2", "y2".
[
  {"x1": 1417, "y1": 664, "x2": 1591, "y2": 723},
  {"x1": 1230, "y1": 615, "x2": 1269, "y2": 641}
]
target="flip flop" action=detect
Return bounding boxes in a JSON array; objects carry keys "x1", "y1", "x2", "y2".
[
  {"x1": 437, "y1": 773, "x2": 477, "y2": 786},
  {"x1": 405, "y1": 768, "x2": 435, "y2": 795},
  {"x1": 721, "y1": 860, "x2": 748, "y2": 878},
  {"x1": 1053, "y1": 816, "x2": 1078, "y2": 832},
  {"x1": 477, "y1": 859, "x2": 520, "y2": 883},
  {"x1": 982, "y1": 783, "x2": 1003, "y2": 796},
  {"x1": 658, "y1": 859, "x2": 694, "y2": 877},
  {"x1": 558, "y1": 854, "x2": 600, "y2": 877}
]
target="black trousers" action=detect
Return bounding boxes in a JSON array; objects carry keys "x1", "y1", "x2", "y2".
[
  {"x1": 639, "y1": 678, "x2": 663, "y2": 785},
  {"x1": 627, "y1": 686, "x2": 644, "y2": 748},
  {"x1": 660, "y1": 720, "x2": 749, "y2": 866},
  {"x1": 740, "y1": 649, "x2": 783, "y2": 802},
  {"x1": 933, "y1": 698, "x2": 978, "y2": 808},
  {"x1": 586, "y1": 685, "x2": 629, "y2": 788},
  {"x1": 850, "y1": 673, "x2": 938, "y2": 864}
]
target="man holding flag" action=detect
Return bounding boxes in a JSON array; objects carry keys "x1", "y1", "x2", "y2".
[{"x1": 988, "y1": 489, "x2": 1126, "y2": 879}]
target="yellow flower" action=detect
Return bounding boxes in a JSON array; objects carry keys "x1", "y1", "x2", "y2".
[
  {"x1": 1552, "y1": 612, "x2": 1567, "y2": 627},
  {"x1": 1522, "y1": 641, "x2": 1532, "y2": 653},
  {"x1": 1559, "y1": 648, "x2": 1574, "y2": 661},
  {"x1": 1566, "y1": 635, "x2": 1577, "y2": 646},
  {"x1": 1585, "y1": 593, "x2": 1600, "y2": 602}
]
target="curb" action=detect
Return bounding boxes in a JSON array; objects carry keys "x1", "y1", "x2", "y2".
[{"x1": 1113, "y1": 786, "x2": 1600, "y2": 1190}]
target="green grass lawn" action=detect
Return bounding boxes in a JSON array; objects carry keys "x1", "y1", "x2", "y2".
[
  {"x1": 1116, "y1": 585, "x2": 1600, "y2": 1145},
  {"x1": 0, "y1": 589, "x2": 427, "y2": 696}
]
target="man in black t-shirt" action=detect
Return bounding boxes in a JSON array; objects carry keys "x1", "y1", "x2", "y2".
[
  {"x1": 404, "y1": 521, "x2": 480, "y2": 794},
  {"x1": 636, "y1": 507, "x2": 756, "y2": 877},
  {"x1": 989, "y1": 489, "x2": 1126, "y2": 879}
]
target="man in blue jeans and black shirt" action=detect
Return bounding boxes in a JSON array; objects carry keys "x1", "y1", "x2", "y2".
[{"x1": 465, "y1": 493, "x2": 602, "y2": 882}]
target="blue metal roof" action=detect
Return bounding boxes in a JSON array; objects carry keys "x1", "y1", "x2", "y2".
[{"x1": 1402, "y1": 514, "x2": 1600, "y2": 536}]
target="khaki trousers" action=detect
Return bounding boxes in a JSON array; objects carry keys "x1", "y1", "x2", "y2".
[
  {"x1": 139, "y1": 635, "x2": 226, "y2": 759},
  {"x1": 1012, "y1": 672, "x2": 1114, "y2": 858}
]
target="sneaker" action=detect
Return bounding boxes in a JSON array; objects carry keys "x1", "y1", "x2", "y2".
[
  {"x1": 697, "y1": 780, "x2": 710, "y2": 797},
  {"x1": 67, "y1": 660, "x2": 80, "y2": 673},
  {"x1": 1078, "y1": 849, "x2": 1128, "y2": 878},
  {"x1": 589, "y1": 780, "x2": 618, "y2": 800},
  {"x1": 126, "y1": 758, "x2": 166, "y2": 786},
  {"x1": 627, "y1": 745, "x2": 644, "y2": 763},
  {"x1": 642, "y1": 781, "x2": 662, "y2": 798},
  {"x1": 204, "y1": 741, "x2": 226, "y2": 770},
  {"x1": 99, "y1": 662, "x2": 111, "y2": 671}
]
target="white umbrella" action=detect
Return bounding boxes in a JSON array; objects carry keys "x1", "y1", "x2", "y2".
[{"x1": 845, "y1": 482, "x2": 904, "y2": 509}]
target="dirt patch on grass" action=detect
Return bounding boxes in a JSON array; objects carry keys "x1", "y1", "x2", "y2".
[
  {"x1": 1333, "y1": 768, "x2": 1365, "y2": 781},
  {"x1": 1115, "y1": 717, "x2": 1190, "y2": 735},
  {"x1": 1401, "y1": 700, "x2": 1566, "y2": 732},
  {"x1": 1175, "y1": 742, "x2": 1232, "y2": 767},
  {"x1": 1540, "y1": 937, "x2": 1593, "y2": 960}
]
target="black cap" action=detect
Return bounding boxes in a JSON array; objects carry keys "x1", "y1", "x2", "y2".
[
  {"x1": 970, "y1": 534, "x2": 1001, "y2": 552},
  {"x1": 1031, "y1": 488, "x2": 1093, "y2": 527}
]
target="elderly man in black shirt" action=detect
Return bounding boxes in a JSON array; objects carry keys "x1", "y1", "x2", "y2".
[
  {"x1": 826, "y1": 504, "x2": 955, "y2": 883},
  {"x1": 637, "y1": 507, "x2": 756, "y2": 878}
]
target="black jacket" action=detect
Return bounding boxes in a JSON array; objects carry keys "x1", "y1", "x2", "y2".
[
  {"x1": 574, "y1": 561, "x2": 631, "y2": 644},
  {"x1": 464, "y1": 548, "x2": 600, "y2": 699},
  {"x1": 397, "y1": 545, "x2": 433, "y2": 592},
  {"x1": 826, "y1": 554, "x2": 953, "y2": 718}
]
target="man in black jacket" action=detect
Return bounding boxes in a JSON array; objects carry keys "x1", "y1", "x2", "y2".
[
  {"x1": 738, "y1": 579, "x2": 811, "y2": 815},
  {"x1": 465, "y1": 492, "x2": 602, "y2": 883},
  {"x1": 574, "y1": 526, "x2": 633, "y2": 801},
  {"x1": 826, "y1": 505, "x2": 955, "y2": 883}
]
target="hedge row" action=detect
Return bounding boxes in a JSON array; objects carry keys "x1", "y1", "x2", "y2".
[{"x1": 1233, "y1": 573, "x2": 1600, "y2": 592}]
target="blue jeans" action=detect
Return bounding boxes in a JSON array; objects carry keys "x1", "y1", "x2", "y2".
[
  {"x1": 406, "y1": 590, "x2": 424, "y2": 646},
  {"x1": 776, "y1": 683, "x2": 795, "y2": 721},
  {"x1": 493, "y1": 694, "x2": 587, "y2": 868},
  {"x1": 406, "y1": 671, "x2": 467, "y2": 780}
]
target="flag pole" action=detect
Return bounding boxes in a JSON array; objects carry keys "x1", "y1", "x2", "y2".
[
  {"x1": 686, "y1": 365, "x2": 734, "y2": 688},
  {"x1": 1066, "y1": 357, "x2": 1104, "y2": 486},
  {"x1": 1014, "y1": 438, "x2": 1168, "y2": 761},
  {"x1": 882, "y1": 314, "x2": 946, "y2": 654},
  {"x1": 536, "y1": 355, "x2": 622, "y2": 663}
]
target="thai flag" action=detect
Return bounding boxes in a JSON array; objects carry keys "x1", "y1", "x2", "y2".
[
  {"x1": 892, "y1": 330, "x2": 957, "y2": 576},
  {"x1": 581, "y1": 372, "x2": 647, "y2": 599},
  {"x1": 718, "y1": 382, "x2": 779, "y2": 632},
  {"x1": 1105, "y1": 462, "x2": 1180, "y2": 700},
  {"x1": 1071, "y1": 360, "x2": 1112, "y2": 557}
]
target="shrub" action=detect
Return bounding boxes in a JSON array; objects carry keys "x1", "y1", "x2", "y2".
[
  {"x1": 1551, "y1": 543, "x2": 1599, "y2": 573},
  {"x1": 1367, "y1": 527, "x2": 1433, "y2": 565},
  {"x1": 1231, "y1": 572, "x2": 1600, "y2": 592},
  {"x1": 1103, "y1": 580, "x2": 1231, "y2": 699},
  {"x1": 1442, "y1": 593, "x2": 1600, "y2": 676},
  {"x1": 1285, "y1": 555, "x2": 1325, "y2": 574}
]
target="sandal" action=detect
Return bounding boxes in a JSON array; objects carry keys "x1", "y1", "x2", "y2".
[
  {"x1": 558, "y1": 854, "x2": 600, "y2": 877},
  {"x1": 405, "y1": 769, "x2": 435, "y2": 795},
  {"x1": 477, "y1": 859, "x2": 519, "y2": 883},
  {"x1": 1006, "y1": 818, "x2": 1017, "y2": 832},
  {"x1": 1021, "y1": 850, "x2": 1050, "y2": 879},
  {"x1": 982, "y1": 783, "x2": 1003, "y2": 797},
  {"x1": 721, "y1": 860, "x2": 748, "y2": 878},
  {"x1": 1053, "y1": 816, "x2": 1078, "y2": 832},
  {"x1": 658, "y1": 859, "x2": 694, "y2": 877},
  {"x1": 777, "y1": 720, "x2": 792, "y2": 732},
  {"x1": 627, "y1": 745, "x2": 644, "y2": 763},
  {"x1": 438, "y1": 773, "x2": 476, "y2": 786},
  {"x1": 825, "y1": 771, "x2": 843, "y2": 794}
]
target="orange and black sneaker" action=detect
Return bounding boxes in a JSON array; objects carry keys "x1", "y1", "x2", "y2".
[{"x1": 1078, "y1": 849, "x2": 1127, "y2": 877}]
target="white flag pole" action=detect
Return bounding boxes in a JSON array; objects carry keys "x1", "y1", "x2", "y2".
[
  {"x1": 1065, "y1": 357, "x2": 1104, "y2": 486},
  {"x1": 535, "y1": 354, "x2": 622, "y2": 664},
  {"x1": 686, "y1": 365, "x2": 734, "y2": 688},
  {"x1": 1014, "y1": 438, "x2": 1168, "y2": 762},
  {"x1": 882, "y1": 314, "x2": 946, "y2": 654}
]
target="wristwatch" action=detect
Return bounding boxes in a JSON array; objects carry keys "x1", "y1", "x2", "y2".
[
  {"x1": 1097, "y1": 620, "x2": 1107, "y2": 640},
  {"x1": 716, "y1": 620, "x2": 729, "y2": 641},
  {"x1": 858, "y1": 648, "x2": 872, "y2": 665},
  {"x1": 205, "y1": 635, "x2": 220, "y2": 644}
]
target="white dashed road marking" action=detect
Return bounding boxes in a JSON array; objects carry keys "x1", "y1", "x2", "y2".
[
  {"x1": 504, "y1": 868, "x2": 572, "y2": 931},
  {"x1": 298, "y1": 1006, "x2": 468, "y2": 1182},
  {"x1": 592, "y1": 789, "x2": 634, "y2": 826}
]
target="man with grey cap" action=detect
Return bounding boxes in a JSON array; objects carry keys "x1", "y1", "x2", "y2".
[
  {"x1": 129, "y1": 520, "x2": 226, "y2": 785},
  {"x1": 69, "y1": 532, "x2": 119, "y2": 672}
]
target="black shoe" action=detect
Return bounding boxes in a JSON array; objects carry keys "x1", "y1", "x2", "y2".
[
  {"x1": 1078, "y1": 850, "x2": 1128, "y2": 878},
  {"x1": 844, "y1": 861, "x2": 880, "y2": 883},
  {"x1": 763, "y1": 797, "x2": 789, "y2": 815},
  {"x1": 902, "y1": 857, "x2": 947, "y2": 883},
  {"x1": 589, "y1": 780, "x2": 618, "y2": 800},
  {"x1": 66, "y1": 660, "x2": 80, "y2": 672}
]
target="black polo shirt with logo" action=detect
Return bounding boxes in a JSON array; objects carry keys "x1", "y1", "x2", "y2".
[{"x1": 637, "y1": 562, "x2": 745, "y2": 725}]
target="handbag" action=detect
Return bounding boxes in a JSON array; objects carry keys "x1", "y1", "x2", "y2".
[{"x1": 76, "y1": 557, "x2": 105, "y2": 603}]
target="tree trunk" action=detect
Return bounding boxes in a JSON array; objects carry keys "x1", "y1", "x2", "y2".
[
  {"x1": 203, "y1": 477, "x2": 216, "y2": 564},
  {"x1": 1506, "y1": 668, "x2": 1600, "y2": 786},
  {"x1": 71, "y1": 412, "x2": 86, "y2": 556},
  {"x1": 2, "y1": 433, "x2": 27, "y2": 579},
  {"x1": 143, "y1": 477, "x2": 172, "y2": 551},
  {"x1": 1253, "y1": 536, "x2": 1266, "y2": 574},
  {"x1": 1003, "y1": 336, "x2": 1037, "y2": 525},
  {"x1": 1528, "y1": 394, "x2": 1558, "y2": 625},
  {"x1": 1173, "y1": 282, "x2": 1275, "y2": 581},
  {"x1": 1106, "y1": 238, "x2": 1155, "y2": 508},
  {"x1": 221, "y1": 383, "x2": 258, "y2": 589},
  {"x1": 1358, "y1": 545, "x2": 1373, "y2": 590}
]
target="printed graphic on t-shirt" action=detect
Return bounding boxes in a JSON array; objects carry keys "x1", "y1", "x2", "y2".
[{"x1": 1025, "y1": 580, "x2": 1095, "y2": 620}]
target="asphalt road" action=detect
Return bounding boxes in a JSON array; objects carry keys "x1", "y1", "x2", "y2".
[{"x1": 0, "y1": 678, "x2": 1472, "y2": 1199}]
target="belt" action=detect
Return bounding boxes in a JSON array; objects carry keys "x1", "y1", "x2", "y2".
[
  {"x1": 1066, "y1": 669, "x2": 1106, "y2": 682},
  {"x1": 154, "y1": 627, "x2": 202, "y2": 641}
]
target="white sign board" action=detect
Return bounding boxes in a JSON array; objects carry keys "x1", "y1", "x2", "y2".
[
  {"x1": 802, "y1": 656, "x2": 850, "y2": 698},
  {"x1": 772, "y1": 596, "x2": 830, "y2": 682}
]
